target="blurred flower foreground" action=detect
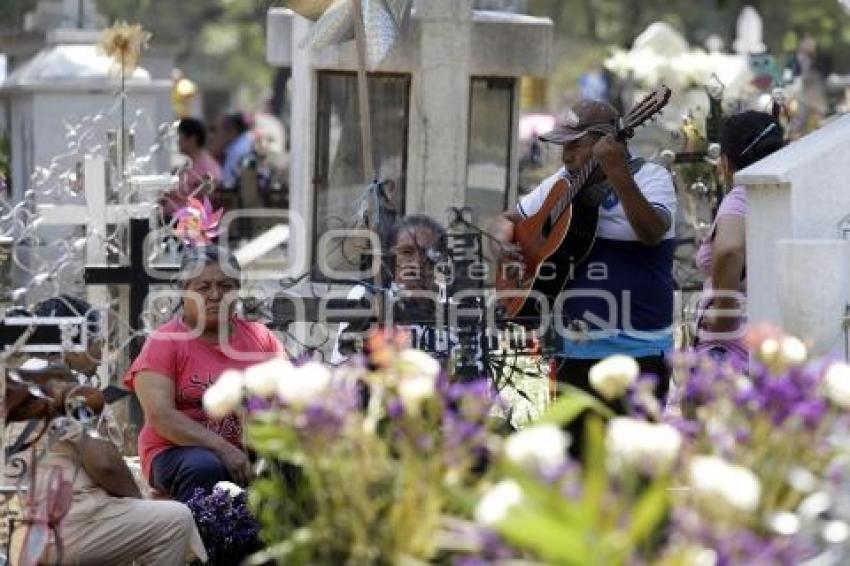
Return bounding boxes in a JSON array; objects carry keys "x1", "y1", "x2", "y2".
[{"x1": 202, "y1": 329, "x2": 850, "y2": 565}]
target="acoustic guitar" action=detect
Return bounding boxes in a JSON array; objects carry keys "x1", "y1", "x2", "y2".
[{"x1": 496, "y1": 86, "x2": 672, "y2": 319}]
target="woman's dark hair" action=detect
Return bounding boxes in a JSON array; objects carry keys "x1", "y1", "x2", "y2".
[
  {"x1": 178, "y1": 117, "x2": 208, "y2": 147},
  {"x1": 720, "y1": 110, "x2": 784, "y2": 172},
  {"x1": 386, "y1": 214, "x2": 447, "y2": 259},
  {"x1": 33, "y1": 295, "x2": 100, "y2": 338},
  {"x1": 223, "y1": 112, "x2": 250, "y2": 136},
  {"x1": 178, "y1": 246, "x2": 241, "y2": 286}
]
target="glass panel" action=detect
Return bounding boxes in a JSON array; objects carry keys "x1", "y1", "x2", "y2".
[
  {"x1": 313, "y1": 72, "x2": 410, "y2": 280},
  {"x1": 466, "y1": 77, "x2": 514, "y2": 229}
]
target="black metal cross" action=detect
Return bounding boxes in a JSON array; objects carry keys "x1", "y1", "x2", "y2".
[{"x1": 84, "y1": 217, "x2": 179, "y2": 359}]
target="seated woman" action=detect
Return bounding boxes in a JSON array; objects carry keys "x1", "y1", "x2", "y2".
[
  {"x1": 124, "y1": 246, "x2": 285, "y2": 502},
  {"x1": 6, "y1": 295, "x2": 206, "y2": 565},
  {"x1": 695, "y1": 111, "x2": 785, "y2": 366},
  {"x1": 330, "y1": 214, "x2": 447, "y2": 365}
]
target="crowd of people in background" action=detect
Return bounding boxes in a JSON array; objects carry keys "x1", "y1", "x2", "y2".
[{"x1": 162, "y1": 110, "x2": 288, "y2": 233}]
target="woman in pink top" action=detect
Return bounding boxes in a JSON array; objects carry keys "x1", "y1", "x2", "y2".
[
  {"x1": 695, "y1": 111, "x2": 784, "y2": 366},
  {"x1": 124, "y1": 246, "x2": 285, "y2": 501},
  {"x1": 161, "y1": 118, "x2": 223, "y2": 217}
]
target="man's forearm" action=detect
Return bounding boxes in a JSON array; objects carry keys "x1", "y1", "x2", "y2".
[
  {"x1": 608, "y1": 170, "x2": 668, "y2": 245},
  {"x1": 487, "y1": 213, "x2": 520, "y2": 260},
  {"x1": 79, "y1": 435, "x2": 142, "y2": 498}
]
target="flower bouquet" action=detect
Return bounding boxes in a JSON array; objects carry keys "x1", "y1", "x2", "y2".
[
  {"x1": 186, "y1": 481, "x2": 260, "y2": 566},
  {"x1": 452, "y1": 327, "x2": 850, "y2": 565},
  {"x1": 202, "y1": 332, "x2": 504, "y2": 564},
  {"x1": 657, "y1": 328, "x2": 850, "y2": 564}
]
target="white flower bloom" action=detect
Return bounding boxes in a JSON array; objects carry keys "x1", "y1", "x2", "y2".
[
  {"x1": 474, "y1": 479, "x2": 523, "y2": 526},
  {"x1": 277, "y1": 361, "x2": 332, "y2": 405},
  {"x1": 758, "y1": 338, "x2": 780, "y2": 364},
  {"x1": 688, "y1": 456, "x2": 761, "y2": 515},
  {"x1": 504, "y1": 424, "x2": 568, "y2": 474},
  {"x1": 589, "y1": 355, "x2": 640, "y2": 400},
  {"x1": 203, "y1": 370, "x2": 244, "y2": 418},
  {"x1": 243, "y1": 357, "x2": 293, "y2": 398},
  {"x1": 394, "y1": 349, "x2": 440, "y2": 411},
  {"x1": 398, "y1": 373, "x2": 436, "y2": 410},
  {"x1": 398, "y1": 348, "x2": 441, "y2": 380},
  {"x1": 823, "y1": 362, "x2": 850, "y2": 409},
  {"x1": 606, "y1": 418, "x2": 682, "y2": 475},
  {"x1": 779, "y1": 336, "x2": 807, "y2": 367},
  {"x1": 215, "y1": 480, "x2": 243, "y2": 497}
]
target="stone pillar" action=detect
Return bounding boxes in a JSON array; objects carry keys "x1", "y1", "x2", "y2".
[
  {"x1": 407, "y1": 0, "x2": 473, "y2": 220},
  {"x1": 744, "y1": 182, "x2": 792, "y2": 326}
]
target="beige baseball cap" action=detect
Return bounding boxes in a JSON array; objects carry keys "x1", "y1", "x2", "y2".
[{"x1": 539, "y1": 100, "x2": 620, "y2": 144}]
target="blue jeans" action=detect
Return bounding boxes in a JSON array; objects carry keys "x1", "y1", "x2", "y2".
[{"x1": 150, "y1": 446, "x2": 232, "y2": 503}]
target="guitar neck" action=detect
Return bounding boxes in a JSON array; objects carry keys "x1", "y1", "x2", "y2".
[{"x1": 549, "y1": 158, "x2": 600, "y2": 223}]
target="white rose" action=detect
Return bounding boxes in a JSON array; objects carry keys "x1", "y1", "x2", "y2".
[
  {"x1": 589, "y1": 355, "x2": 640, "y2": 400},
  {"x1": 606, "y1": 418, "x2": 682, "y2": 475},
  {"x1": 823, "y1": 362, "x2": 850, "y2": 409},
  {"x1": 277, "y1": 361, "x2": 332, "y2": 405},
  {"x1": 203, "y1": 370, "x2": 244, "y2": 418},
  {"x1": 474, "y1": 479, "x2": 523, "y2": 526},
  {"x1": 398, "y1": 374, "x2": 436, "y2": 411},
  {"x1": 688, "y1": 456, "x2": 761, "y2": 515},
  {"x1": 243, "y1": 357, "x2": 293, "y2": 398},
  {"x1": 398, "y1": 349, "x2": 441, "y2": 380},
  {"x1": 504, "y1": 424, "x2": 568, "y2": 474},
  {"x1": 215, "y1": 480, "x2": 243, "y2": 497},
  {"x1": 779, "y1": 336, "x2": 807, "y2": 367}
]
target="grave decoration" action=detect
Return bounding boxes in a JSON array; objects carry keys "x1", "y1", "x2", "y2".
[{"x1": 201, "y1": 327, "x2": 850, "y2": 564}]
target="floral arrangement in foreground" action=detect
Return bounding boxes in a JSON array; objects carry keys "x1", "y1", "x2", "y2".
[
  {"x1": 202, "y1": 326, "x2": 850, "y2": 565},
  {"x1": 186, "y1": 480, "x2": 259, "y2": 566},
  {"x1": 203, "y1": 332, "x2": 502, "y2": 564}
]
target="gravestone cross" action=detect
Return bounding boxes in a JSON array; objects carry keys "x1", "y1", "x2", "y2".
[{"x1": 36, "y1": 154, "x2": 178, "y2": 370}]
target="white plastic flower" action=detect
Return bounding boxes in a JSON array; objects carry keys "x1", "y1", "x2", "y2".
[
  {"x1": 397, "y1": 348, "x2": 441, "y2": 380},
  {"x1": 243, "y1": 357, "x2": 293, "y2": 398},
  {"x1": 823, "y1": 362, "x2": 850, "y2": 409},
  {"x1": 202, "y1": 370, "x2": 244, "y2": 418},
  {"x1": 504, "y1": 424, "x2": 568, "y2": 474},
  {"x1": 778, "y1": 336, "x2": 807, "y2": 367},
  {"x1": 398, "y1": 373, "x2": 436, "y2": 410},
  {"x1": 395, "y1": 349, "x2": 440, "y2": 411},
  {"x1": 589, "y1": 355, "x2": 640, "y2": 400},
  {"x1": 688, "y1": 456, "x2": 761, "y2": 515},
  {"x1": 215, "y1": 480, "x2": 243, "y2": 497},
  {"x1": 474, "y1": 479, "x2": 523, "y2": 526},
  {"x1": 277, "y1": 361, "x2": 332, "y2": 405},
  {"x1": 606, "y1": 417, "x2": 682, "y2": 475}
]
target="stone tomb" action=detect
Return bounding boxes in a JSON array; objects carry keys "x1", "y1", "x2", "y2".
[
  {"x1": 266, "y1": 1, "x2": 553, "y2": 277},
  {"x1": 0, "y1": 28, "x2": 171, "y2": 201},
  {"x1": 736, "y1": 114, "x2": 850, "y2": 356}
]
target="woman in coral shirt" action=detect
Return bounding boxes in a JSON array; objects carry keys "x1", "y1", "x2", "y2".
[{"x1": 125, "y1": 246, "x2": 285, "y2": 502}]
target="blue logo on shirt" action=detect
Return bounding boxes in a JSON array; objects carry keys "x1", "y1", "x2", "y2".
[{"x1": 601, "y1": 192, "x2": 619, "y2": 210}]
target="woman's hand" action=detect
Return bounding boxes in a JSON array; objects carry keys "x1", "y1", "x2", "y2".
[{"x1": 217, "y1": 443, "x2": 252, "y2": 486}]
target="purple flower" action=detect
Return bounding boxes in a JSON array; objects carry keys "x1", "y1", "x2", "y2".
[
  {"x1": 662, "y1": 415, "x2": 701, "y2": 439},
  {"x1": 293, "y1": 385, "x2": 359, "y2": 439},
  {"x1": 186, "y1": 486, "x2": 259, "y2": 565},
  {"x1": 792, "y1": 398, "x2": 827, "y2": 429},
  {"x1": 387, "y1": 397, "x2": 405, "y2": 419}
]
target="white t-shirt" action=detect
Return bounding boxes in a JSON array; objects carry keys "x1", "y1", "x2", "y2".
[
  {"x1": 515, "y1": 160, "x2": 678, "y2": 359},
  {"x1": 516, "y1": 162, "x2": 677, "y2": 241}
]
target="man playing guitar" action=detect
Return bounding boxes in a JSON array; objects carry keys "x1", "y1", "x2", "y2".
[{"x1": 489, "y1": 99, "x2": 677, "y2": 415}]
